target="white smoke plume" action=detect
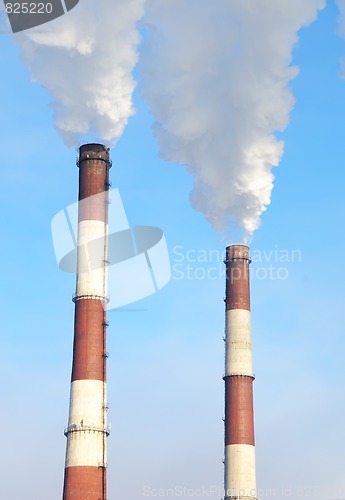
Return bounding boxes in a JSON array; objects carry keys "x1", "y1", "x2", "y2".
[
  {"x1": 139, "y1": 0, "x2": 325, "y2": 238},
  {"x1": 13, "y1": 0, "x2": 145, "y2": 147}
]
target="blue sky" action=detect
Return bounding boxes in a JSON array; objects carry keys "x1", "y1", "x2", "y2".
[{"x1": 0, "y1": 1, "x2": 344, "y2": 499}]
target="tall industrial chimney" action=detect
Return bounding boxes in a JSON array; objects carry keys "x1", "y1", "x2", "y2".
[
  {"x1": 223, "y1": 245, "x2": 257, "y2": 500},
  {"x1": 62, "y1": 144, "x2": 111, "y2": 500}
]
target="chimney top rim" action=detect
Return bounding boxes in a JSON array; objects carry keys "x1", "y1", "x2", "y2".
[
  {"x1": 226, "y1": 244, "x2": 250, "y2": 251},
  {"x1": 79, "y1": 143, "x2": 109, "y2": 152}
]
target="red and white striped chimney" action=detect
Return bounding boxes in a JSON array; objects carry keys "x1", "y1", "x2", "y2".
[
  {"x1": 62, "y1": 144, "x2": 111, "y2": 500},
  {"x1": 223, "y1": 245, "x2": 257, "y2": 500}
]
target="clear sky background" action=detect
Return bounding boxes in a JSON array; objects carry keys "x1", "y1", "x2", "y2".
[{"x1": 0, "y1": 1, "x2": 344, "y2": 500}]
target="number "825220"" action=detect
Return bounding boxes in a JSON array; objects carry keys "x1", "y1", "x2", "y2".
[{"x1": 5, "y1": 3, "x2": 53, "y2": 14}]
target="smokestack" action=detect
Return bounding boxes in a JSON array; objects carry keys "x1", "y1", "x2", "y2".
[
  {"x1": 62, "y1": 144, "x2": 111, "y2": 500},
  {"x1": 223, "y1": 245, "x2": 256, "y2": 500}
]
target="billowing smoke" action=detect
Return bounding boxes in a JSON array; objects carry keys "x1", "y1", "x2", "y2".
[
  {"x1": 139, "y1": 0, "x2": 325, "y2": 238},
  {"x1": 13, "y1": 0, "x2": 144, "y2": 147}
]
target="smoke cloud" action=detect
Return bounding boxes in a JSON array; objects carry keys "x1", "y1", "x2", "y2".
[
  {"x1": 139, "y1": 0, "x2": 325, "y2": 238},
  {"x1": 13, "y1": 0, "x2": 144, "y2": 147}
]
